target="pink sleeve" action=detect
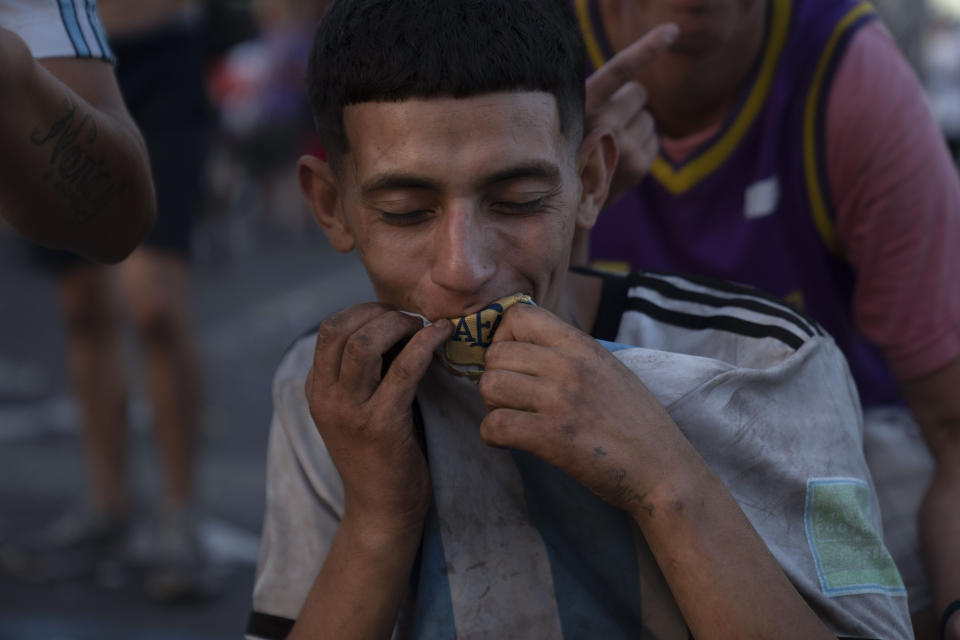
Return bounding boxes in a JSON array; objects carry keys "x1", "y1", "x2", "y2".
[{"x1": 827, "y1": 21, "x2": 960, "y2": 380}]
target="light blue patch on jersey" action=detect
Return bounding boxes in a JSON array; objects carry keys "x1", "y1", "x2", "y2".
[{"x1": 804, "y1": 478, "x2": 906, "y2": 597}]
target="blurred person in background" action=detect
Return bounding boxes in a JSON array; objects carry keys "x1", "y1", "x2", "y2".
[
  {"x1": 575, "y1": 0, "x2": 960, "y2": 637},
  {"x1": 2, "y1": 0, "x2": 212, "y2": 602},
  {"x1": 0, "y1": 1, "x2": 155, "y2": 264},
  {"x1": 0, "y1": 0, "x2": 152, "y2": 420},
  {"x1": 872, "y1": 0, "x2": 928, "y2": 77},
  {"x1": 926, "y1": 12, "x2": 960, "y2": 160},
  {"x1": 205, "y1": 0, "x2": 331, "y2": 242}
]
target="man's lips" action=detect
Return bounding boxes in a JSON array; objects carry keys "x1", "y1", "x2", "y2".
[{"x1": 439, "y1": 293, "x2": 536, "y2": 378}]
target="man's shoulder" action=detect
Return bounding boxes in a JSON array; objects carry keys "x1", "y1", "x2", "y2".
[
  {"x1": 275, "y1": 330, "x2": 317, "y2": 383},
  {"x1": 271, "y1": 330, "x2": 317, "y2": 421}
]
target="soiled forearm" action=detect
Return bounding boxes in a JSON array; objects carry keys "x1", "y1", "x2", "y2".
[
  {"x1": 919, "y1": 463, "x2": 960, "y2": 640},
  {"x1": 630, "y1": 442, "x2": 834, "y2": 640},
  {"x1": 902, "y1": 355, "x2": 960, "y2": 640},
  {"x1": 289, "y1": 515, "x2": 423, "y2": 640},
  {"x1": 0, "y1": 27, "x2": 155, "y2": 263}
]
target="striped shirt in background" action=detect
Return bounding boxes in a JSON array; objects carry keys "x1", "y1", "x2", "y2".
[{"x1": 0, "y1": 0, "x2": 114, "y2": 61}]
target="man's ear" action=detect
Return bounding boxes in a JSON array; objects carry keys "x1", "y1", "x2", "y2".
[
  {"x1": 298, "y1": 154, "x2": 355, "y2": 253},
  {"x1": 575, "y1": 128, "x2": 618, "y2": 232}
]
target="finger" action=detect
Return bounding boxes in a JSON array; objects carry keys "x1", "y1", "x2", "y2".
[
  {"x1": 311, "y1": 302, "x2": 394, "y2": 386},
  {"x1": 618, "y1": 111, "x2": 658, "y2": 173},
  {"x1": 640, "y1": 129, "x2": 660, "y2": 164},
  {"x1": 484, "y1": 340, "x2": 565, "y2": 377},
  {"x1": 376, "y1": 321, "x2": 452, "y2": 410},
  {"x1": 589, "y1": 81, "x2": 647, "y2": 130},
  {"x1": 478, "y1": 369, "x2": 549, "y2": 413},
  {"x1": 339, "y1": 310, "x2": 432, "y2": 398},
  {"x1": 491, "y1": 303, "x2": 582, "y2": 349},
  {"x1": 479, "y1": 407, "x2": 548, "y2": 452},
  {"x1": 625, "y1": 109, "x2": 656, "y2": 140},
  {"x1": 585, "y1": 23, "x2": 678, "y2": 111}
]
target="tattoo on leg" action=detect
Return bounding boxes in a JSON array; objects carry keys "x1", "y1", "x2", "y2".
[{"x1": 30, "y1": 99, "x2": 129, "y2": 224}]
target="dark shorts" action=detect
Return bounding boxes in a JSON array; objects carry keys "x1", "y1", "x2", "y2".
[{"x1": 33, "y1": 17, "x2": 210, "y2": 271}]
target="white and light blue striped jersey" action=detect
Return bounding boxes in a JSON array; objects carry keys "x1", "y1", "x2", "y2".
[
  {"x1": 0, "y1": 0, "x2": 114, "y2": 61},
  {"x1": 247, "y1": 269, "x2": 912, "y2": 640}
]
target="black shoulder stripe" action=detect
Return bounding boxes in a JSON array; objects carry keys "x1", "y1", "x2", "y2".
[
  {"x1": 631, "y1": 269, "x2": 825, "y2": 336},
  {"x1": 246, "y1": 611, "x2": 295, "y2": 639},
  {"x1": 625, "y1": 297, "x2": 806, "y2": 350},
  {"x1": 630, "y1": 273, "x2": 817, "y2": 337}
]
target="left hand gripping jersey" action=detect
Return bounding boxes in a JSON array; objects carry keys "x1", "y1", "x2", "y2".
[
  {"x1": 0, "y1": 0, "x2": 114, "y2": 61},
  {"x1": 248, "y1": 270, "x2": 913, "y2": 640}
]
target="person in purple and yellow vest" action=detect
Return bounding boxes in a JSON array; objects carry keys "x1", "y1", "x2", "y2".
[{"x1": 576, "y1": 1, "x2": 960, "y2": 638}]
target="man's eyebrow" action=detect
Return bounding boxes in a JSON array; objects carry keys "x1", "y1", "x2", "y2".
[
  {"x1": 362, "y1": 173, "x2": 441, "y2": 194},
  {"x1": 361, "y1": 161, "x2": 561, "y2": 195},
  {"x1": 481, "y1": 161, "x2": 561, "y2": 187}
]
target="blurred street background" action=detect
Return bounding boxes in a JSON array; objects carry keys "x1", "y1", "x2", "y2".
[{"x1": 2, "y1": 0, "x2": 960, "y2": 637}]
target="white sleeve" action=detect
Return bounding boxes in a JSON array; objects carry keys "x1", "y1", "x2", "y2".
[
  {"x1": 0, "y1": 0, "x2": 114, "y2": 61},
  {"x1": 247, "y1": 335, "x2": 345, "y2": 638},
  {"x1": 620, "y1": 337, "x2": 913, "y2": 639}
]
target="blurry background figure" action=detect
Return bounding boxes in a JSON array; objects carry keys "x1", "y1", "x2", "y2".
[
  {"x1": 4, "y1": 0, "x2": 211, "y2": 602},
  {"x1": 0, "y1": 1, "x2": 369, "y2": 636},
  {"x1": 925, "y1": 2, "x2": 960, "y2": 159},
  {"x1": 872, "y1": 0, "x2": 928, "y2": 75},
  {"x1": 203, "y1": 0, "x2": 331, "y2": 255},
  {"x1": 576, "y1": 0, "x2": 960, "y2": 638}
]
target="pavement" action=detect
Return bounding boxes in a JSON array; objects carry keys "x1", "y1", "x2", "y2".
[{"x1": 0, "y1": 220, "x2": 375, "y2": 639}]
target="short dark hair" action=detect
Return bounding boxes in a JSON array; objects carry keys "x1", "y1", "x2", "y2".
[{"x1": 307, "y1": 0, "x2": 587, "y2": 163}]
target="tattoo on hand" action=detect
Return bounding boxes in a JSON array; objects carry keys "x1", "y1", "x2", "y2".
[
  {"x1": 594, "y1": 446, "x2": 608, "y2": 456},
  {"x1": 30, "y1": 99, "x2": 129, "y2": 224},
  {"x1": 606, "y1": 466, "x2": 655, "y2": 518}
]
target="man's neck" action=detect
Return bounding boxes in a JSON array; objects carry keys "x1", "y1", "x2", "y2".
[
  {"x1": 564, "y1": 269, "x2": 604, "y2": 335},
  {"x1": 599, "y1": 0, "x2": 769, "y2": 139}
]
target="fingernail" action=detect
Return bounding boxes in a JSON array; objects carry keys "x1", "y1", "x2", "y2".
[{"x1": 662, "y1": 23, "x2": 679, "y2": 44}]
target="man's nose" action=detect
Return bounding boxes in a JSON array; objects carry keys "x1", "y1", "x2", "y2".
[{"x1": 430, "y1": 201, "x2": 496, "y2": 294}]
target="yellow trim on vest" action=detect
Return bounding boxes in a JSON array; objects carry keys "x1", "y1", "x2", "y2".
[
  {"x1": 651, "y1": 0, "x2": 792, "y2": 195},
  {"x1": 575, "y1": 0, "x2": 608, "y2": 71},
  {"x1": 589, "y1": 260, "x2": 632, "y2": 275},
  {"x1": 803, "y1": 1, "x2": 874, "y2": 256}
]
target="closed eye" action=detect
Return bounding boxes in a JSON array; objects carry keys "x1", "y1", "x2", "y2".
[
  {"x1": 491, "y1": 197, "x2": 545, "y2": 214},
  {"x1": 378, "y1": 209, "x2": 432, "y2": 226}
]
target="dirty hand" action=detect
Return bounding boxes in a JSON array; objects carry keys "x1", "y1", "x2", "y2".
[
  {"x1": 305, "y1": 303, "x2": 452, "y2": 534},
  {"x1": 477, "y1": 303, "x2": 684, "y2": 516}
]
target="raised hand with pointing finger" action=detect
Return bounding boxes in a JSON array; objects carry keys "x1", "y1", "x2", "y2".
[{"x1": 584, "y1": 23, "x2": 677, "y2": 208}]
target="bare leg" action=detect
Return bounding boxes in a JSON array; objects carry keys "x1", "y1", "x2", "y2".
[
  {"x1": 58, "y1": 264, "x2": 129, "y2": 517},
  {"x1": 120, "y1": 247, "x2": 201, "y2": 508}
]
